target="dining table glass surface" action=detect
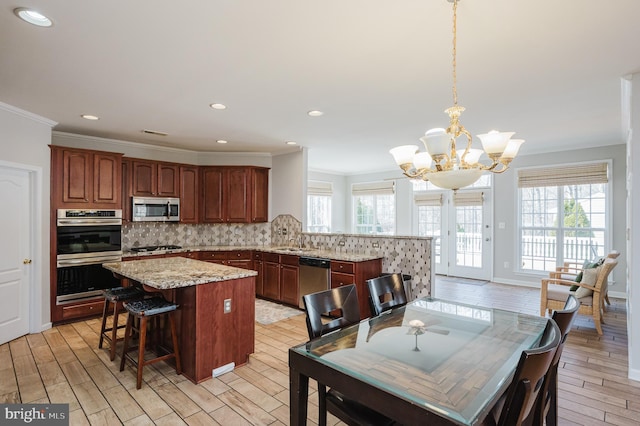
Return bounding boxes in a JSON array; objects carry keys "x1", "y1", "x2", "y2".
[{"x1": 290, "y1": 297, "x2": 548, "y2": 425}]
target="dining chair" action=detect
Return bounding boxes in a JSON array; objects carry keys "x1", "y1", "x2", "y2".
[
  {"x1": 540, "y1": 257, "x2": 617, "y2": 335},
  {"x1": 533, "y1": 295, "x2": 580, "y2": 426},
  {"x1": 366, "y1": 273, "x2": 408, "y2": 317},
  {"x1": 302, "y1": 285, "x2": 394, "y2": 426},
  {"x1": 483, "y1": 319, "x2": 561, "y2": 426}
]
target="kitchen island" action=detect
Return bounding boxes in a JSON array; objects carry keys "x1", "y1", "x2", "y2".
[{"x1": 103, "y1": 257, "x2": 257, "y2": 383}]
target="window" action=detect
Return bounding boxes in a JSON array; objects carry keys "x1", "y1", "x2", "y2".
[
  {"x1": 518, "y1": 162, "x2": 609, "y2": 272},
  {"x1": 352, "y1": 181, "x2": 395, "y2": 235},
  {"x1": 307, "y1": 181, "x2": 332, "y2": 233}
]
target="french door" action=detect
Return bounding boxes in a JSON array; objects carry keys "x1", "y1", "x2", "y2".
[{"x1": 417, "y1": 189, "x2": 492, "y2": 280}]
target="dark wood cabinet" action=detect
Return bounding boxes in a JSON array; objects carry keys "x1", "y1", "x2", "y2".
[
  {"x1": 51, "y1": 146, "x2": 122, "y2": 209},
  {"x1": 200, "y1": 166, "x2": 269, "y2": 223},
  {"x1": 227, "y1": 250, "x2": 253, "y2": 269},
  {"x1": 260, "y1": 253, "x2": 300, "y2": 306},
  {"x1": 131, "y1": 159, "x2": 179, "y2": 197},
  {"x1": 280, "y1": 255, "x2": 300, "y2": 306},
  {"x1": 226, "y1": 168, "x2": 250, "y2": 222},
  {"x1": 158, "y1": 163, "x2": 180, "y2": 196},
  {"x1": 198, "y1": 250, "x2": 252, "y2": 269},
  {"x1": 251, "y1": 167, "x2": 269, "y2": 222},
  {"x1": 253, "y1": 251, "x2": 264, "y2": 297},
  {"x1": 60, "y1": 299, "x2": 104, "y2": 321},
  {"x1": 200, "y1": 167, "x2": 224, "y2": 222},
  {"x1": 331, "y1": 259, "x2": 383, "y2": 319},
  {"x1": 262, "y1": 253, "x2": 281, "y2": 300},
  {"x1": 199, "y1": 251, "x2": 227, "y2": 264},
  {"x1": 180, "y1": 166, "x2": 198, "y2": 223},
  {"x1": 122, "y1": 159, "x2": 132, "y2": 221}
]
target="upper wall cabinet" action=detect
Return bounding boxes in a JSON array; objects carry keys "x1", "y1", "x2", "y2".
[
  {"x1": 50, "y1": 146, "x2": 123, "y2": 209},
  {"x1": 201, "y1": 166, "x2": 269, "y2": 223},
  {"x1": 251, "y1": 167, "x2": 269, "y2": 223},
  {"x1": 130, "y1": 159, "x2": 179, "y2": 197},
  {"x1": 180, "y1": 165, "x2": 199, "y2": 223}
]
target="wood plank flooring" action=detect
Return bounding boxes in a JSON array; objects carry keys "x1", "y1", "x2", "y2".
[{"x1": 1, "y1": 278, "x2": 636, "y2": 425}]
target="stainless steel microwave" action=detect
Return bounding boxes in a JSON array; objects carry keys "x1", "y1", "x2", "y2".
[{"x1": 132, "y1": 197, "x2": 180, "y2": 222}]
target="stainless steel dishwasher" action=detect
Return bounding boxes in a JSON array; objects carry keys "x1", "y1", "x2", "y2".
[{"x1": 298, "y1": 257, "x2": 331, "y2": 308}]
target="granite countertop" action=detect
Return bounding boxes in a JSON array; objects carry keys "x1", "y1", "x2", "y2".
[
  {"x1": 103, "y1": 257, "x2": 257, "y2": 290},
  {"x1": 123, "y1": 245, "x2": 383, "y2": 263}
]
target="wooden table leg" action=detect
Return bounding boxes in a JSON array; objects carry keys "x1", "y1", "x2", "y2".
[{"x1": 289, "y1": 365, "x2": 309, "y2": 426}]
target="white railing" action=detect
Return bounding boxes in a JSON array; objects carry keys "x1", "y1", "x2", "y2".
[
  {"x1": 521, "y1": 236, "x2": 601, "y2": 262},
  {"x1": 455, "y1": 233, "x2": 601, "y2": 262}
]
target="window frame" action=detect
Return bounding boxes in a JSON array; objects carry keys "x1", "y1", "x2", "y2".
[
  {"x1": 352, "y1": 192, "x2": 396, "y2": 235},
  {"x1": 516, "y1": 160, "x2": 613, "y2": 275}
]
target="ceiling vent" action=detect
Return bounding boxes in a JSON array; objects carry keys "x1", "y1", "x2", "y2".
[{"x1": 142, "y1": 129, "x2": 168, "y2": 136}]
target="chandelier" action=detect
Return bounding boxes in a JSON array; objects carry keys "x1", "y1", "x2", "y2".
[{"x1": 389, "y1": 0, "x2": 524, "y2": 190}]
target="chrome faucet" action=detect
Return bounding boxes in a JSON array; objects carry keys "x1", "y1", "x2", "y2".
[{"x1": 290, "y1": 236, "x2": 303, "y2": 249}]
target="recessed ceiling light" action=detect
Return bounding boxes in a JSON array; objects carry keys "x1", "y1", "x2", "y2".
[
  {"x1": 210, "y1": 103, "x2": 227, "y2": 110},
  {"x1": 14, "y1": 8, "x2": 52, "y2": 27},
  {"x1": 307, "y1": 110, "x2": 324, "y2": 117},
  {"x1": 286, "y1": 141, "x2": 297, "y2": 145},
  {"x1": 81, "y1": 114, "x2": 99, "y2": 120},
  {"x1": 217, "y1": 140, "x2": 228, "y2": 144}
]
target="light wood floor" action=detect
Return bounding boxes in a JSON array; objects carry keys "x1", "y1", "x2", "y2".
[{"x1": 1, "y1": 279, "x2": 637, "y2": 425}]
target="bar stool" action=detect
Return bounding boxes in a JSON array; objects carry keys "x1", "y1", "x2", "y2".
[
  {"x1": 119, "y1": 297, "x2": 182, "y2": 389},
  {"x1": 99, "y1": 286, "x2": 144, "y2": 361}
]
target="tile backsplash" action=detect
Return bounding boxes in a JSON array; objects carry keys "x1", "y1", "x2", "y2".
[
  {"x1": 122, "y1": 222, "x2": 271, "y2": 248},
  {"x1": 123, "y1": 214, "x2": 433, "y2": 297}
]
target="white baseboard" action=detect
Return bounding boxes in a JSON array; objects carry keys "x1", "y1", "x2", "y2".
[
  {"x1": 490, "y1": 278, "x2": 540, "y2": 288},
  {"x1": 38, "y1": 322, "x2": 52, "y2": 333},
  {"x1": 629, "y1": 367, "x2": 640, "y2": 382},
  {"x1": 609, "y1": 291, "x2": 628, "y2": 300}
]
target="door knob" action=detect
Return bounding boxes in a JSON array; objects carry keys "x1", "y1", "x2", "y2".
[{"x1": 23, "y1": 259, "x2": 32, "y2": 264}]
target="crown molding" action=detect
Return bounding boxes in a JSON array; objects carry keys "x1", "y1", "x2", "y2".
[{"x1": 0, "y1": 102, "x2": 57, "y2": 127}]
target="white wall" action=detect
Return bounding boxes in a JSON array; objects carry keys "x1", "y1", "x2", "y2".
[
  {"x1": 627, "y1": 73, "x2": 639, "y2": 381},
  {"x1": 0, "y1": 102, "x2": 56, "y2": 332},
  {"x1": 271, "y1": 149, "x2": 305, "y2": 222}
]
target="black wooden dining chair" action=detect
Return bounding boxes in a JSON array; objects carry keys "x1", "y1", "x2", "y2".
[
  {"x1": 302, "y1": 285, "x2": 394, "y2": 426},
  {"x1": 366, "y1": 273, "x2": 408, "y2": 316},
  {"x1": 483, "y1": 319, "x2": 561, "y2": 426},
  {"x1": 533, "y1": 295, "x2": 580, "y2": 426}
]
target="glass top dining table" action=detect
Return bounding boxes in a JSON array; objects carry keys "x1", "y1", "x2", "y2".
[{"x1": 288, "y1": 297, "x2": 549, "y2": 425}]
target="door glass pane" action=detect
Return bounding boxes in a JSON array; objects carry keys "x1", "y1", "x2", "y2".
[
  {"x1": 418, "y1": 205, "x2": 441, "y2": 265},
  {"x1": 455, "y1": 205, "x2": 483, "y2": 268}
]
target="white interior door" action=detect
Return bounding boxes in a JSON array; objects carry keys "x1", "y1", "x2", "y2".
[{"x1": 0, "y1": 165, "x2": 32, "y2": 344}]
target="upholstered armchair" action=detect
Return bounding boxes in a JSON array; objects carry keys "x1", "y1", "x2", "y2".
[
  {"x1": 540, "y1": 257, "x2": 618, "y2": 335},
  {"x1": 549, "y1": 250, "x2": 619, "y2": 311}
]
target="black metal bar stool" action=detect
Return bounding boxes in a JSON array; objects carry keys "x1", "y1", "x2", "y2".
[
  {"x1": 98, "y1": 286, "x2": 144, "y2": 361},
  {"x1": 119, "y1": 297, "x2": 182, "y2": 389}
]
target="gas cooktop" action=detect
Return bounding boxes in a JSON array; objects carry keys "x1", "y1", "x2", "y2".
[{"x1": 130, "y1": 245, "x2": 182, "y2": 253}]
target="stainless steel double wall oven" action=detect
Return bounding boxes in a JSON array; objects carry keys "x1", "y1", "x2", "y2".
[{"x1": 56, "y1": 209, "x2": 122, "y2": 304}]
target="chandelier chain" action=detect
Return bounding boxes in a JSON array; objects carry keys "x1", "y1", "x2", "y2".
[{"x1": 452, "y1": 0, "x2": 458, "y2": 106}]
